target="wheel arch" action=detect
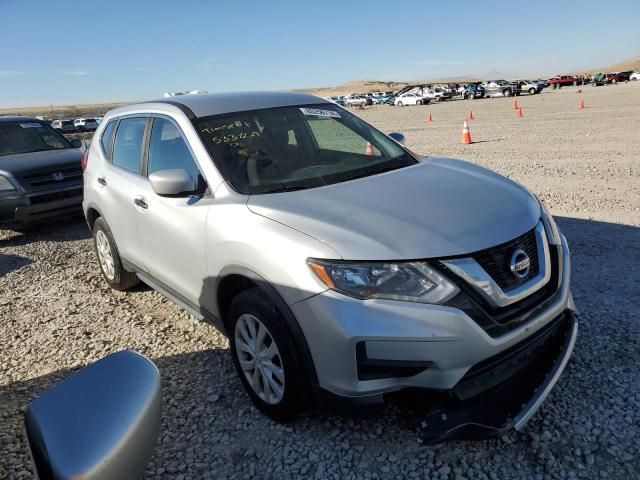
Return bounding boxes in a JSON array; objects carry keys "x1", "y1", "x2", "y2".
[
  {"x1": 85, "y1": 204, "x2": 104, "y2": 231},
  {"x1": 215, "y1": 266, "x2": 319, "y2": 386}
]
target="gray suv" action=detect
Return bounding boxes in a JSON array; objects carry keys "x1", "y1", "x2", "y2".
[
  {"x1": 1, "y1": 116, "x2": 84, "y2": 228},
  {"x1": 83, "y1": 92, "x2": 577, "y2": 441}
]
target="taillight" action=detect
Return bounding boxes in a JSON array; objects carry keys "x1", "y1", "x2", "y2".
[{"x1": 81, "y1": 149, "x2": 89, "y2": 170}]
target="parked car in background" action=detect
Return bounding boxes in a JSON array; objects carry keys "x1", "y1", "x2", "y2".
[
  {"x1": 483, "y1": 80, "x2": 518, "y2": 97},
  {"x1": 545, "y1": 76, "x2": 578, "y2": 88},
  {"x1": 631, "y1": 71, "x2": 640, "y2": 81},
  {"x1": 51, "y1": 119, "x2": 76, "y2": 133},
  {"x1": 329, "y1": 96, "x2": 345, "y2": 106},
  {"x1": 616, "y1": 71, "x2": 633, "y2": 82},
  {"x1": 605, "y1": 72, "x2": 629, "y2": 83},
  {"x1": 83, "y1": 92, "x2": 577, "y2": 443},
  {"x1": 422, "y1": 87, "x2": 452, "y2": 101},
  {"x1": 0, "y1": 116, "x2": 84, "y2": 229},
  {"x1": 344, "y1": 95, "x2": 368, "y2": 107},
  {"x1": 462, "y1": 83, "x2": 485, "y2": 99},
  {"x1": 515, "y1": 80, "x2": 543, "y2": 95},
  {"x1": 394, "y1": 92, "x2": 429, "y2": 106},
  {"x1": 74, "y1": 118, "x2": 99, "y2": 131}
]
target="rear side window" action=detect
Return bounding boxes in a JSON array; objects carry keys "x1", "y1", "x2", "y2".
[
  {"x1": 147, "y1": 118, "x2": 201, "y2": 181},
  {"x1": 112, "y1": 117, "x2": 146, "y2": 173},
  {"x1": 100, "y1": 120, "x2": 117, "y2": 159}
]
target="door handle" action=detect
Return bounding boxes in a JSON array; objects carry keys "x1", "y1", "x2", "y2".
[
  {"x1": 97, "y1": 177, "x2": 107, "y2": 186},
  {"x1": 134, "y1": 197, "x2": 148, "y2": 209}
]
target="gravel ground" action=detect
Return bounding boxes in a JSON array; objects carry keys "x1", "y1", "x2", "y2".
[{"x1": 1, "y1": 83, "x2": 639, "y2": 479}]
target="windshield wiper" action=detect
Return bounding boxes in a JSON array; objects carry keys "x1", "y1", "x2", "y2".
[
  {"x1": 344, "y1": 164, "x2": 403, "y2": 181},
  {"x1": 261, "y1": 185, "x2": 308, "y2": 194}
]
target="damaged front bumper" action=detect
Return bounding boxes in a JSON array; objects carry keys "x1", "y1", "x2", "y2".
[{"x1": 417, "y1": 311, "x2": 578, "y2": 444}]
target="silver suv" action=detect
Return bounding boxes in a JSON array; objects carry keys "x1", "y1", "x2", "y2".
[{"x1": 83, "y1": 92, "x2": 577, "y2": 441}]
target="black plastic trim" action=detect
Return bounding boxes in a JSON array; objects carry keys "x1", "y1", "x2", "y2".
[
  {"x1": 147, "y1": 100, "x2": 198, "y2": 120},
  {"x1": 356, "y1": 342, "x2": 433, "y2": 380}
]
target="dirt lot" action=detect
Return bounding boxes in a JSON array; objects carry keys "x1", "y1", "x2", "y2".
[{"x1": 1, "y1": 83, "x2": 639, "y2": 479}]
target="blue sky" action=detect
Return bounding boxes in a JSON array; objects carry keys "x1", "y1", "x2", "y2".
[{"x1": 1, "y1": 0, "x2": 638, "y2": 107}]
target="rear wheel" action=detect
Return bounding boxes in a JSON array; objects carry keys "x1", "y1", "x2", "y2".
[
  {"x1": 93, "y1": 217, "x2": 139, "y2": 291},
  {"x1": 503, "y1": 89, "x2": 512, "y2": 97},
  {"x1": 227, "y1": 287, "x2": 307, "y2": 421},
  {"x1": 397, "y1": 101, "x2": 404, "y2": 107}
]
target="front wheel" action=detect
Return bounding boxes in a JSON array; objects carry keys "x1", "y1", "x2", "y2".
[
  {"x1": 228, "y1": 287, "x2": 307, "y2": 421},
  {"x1": 397, "y1": 101, "x2": 403, "y2": 106},
  {"x1": 503, "y1": 89, "x2": 512, "y2": 97},
  {"x1": 529, "y1": 88, "x2": 535, "y2": 94}
]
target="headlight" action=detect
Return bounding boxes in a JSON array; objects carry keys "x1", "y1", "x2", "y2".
[
  {"x1": 0, "y1": 175, "x2": 16, "y2": 192},
  {"x1": 307, "y1": 259, "x2": 459, "y2": 304},
  {"x1": 536, "y1": 195, "x2": 561, "y2": 245}
]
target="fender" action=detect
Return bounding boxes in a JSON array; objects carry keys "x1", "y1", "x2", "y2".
[{"x1": 215, "y1": 265, "x2": 319, "y2": 386}]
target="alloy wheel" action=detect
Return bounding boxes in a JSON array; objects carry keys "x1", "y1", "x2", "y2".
[
  {"x1": 96, "y1": 230, "x2": 115, "y2": 280},
  {"x1": 235, "y1": 313, "x2": 285, "y2": 405}
]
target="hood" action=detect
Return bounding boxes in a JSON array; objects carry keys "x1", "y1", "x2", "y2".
[
  {"x1": 0, "y1": 148, "x2": 83, "y2": 177},
  {"x1": 247, "y1": 157, "x2": 540, "y2": 260}
]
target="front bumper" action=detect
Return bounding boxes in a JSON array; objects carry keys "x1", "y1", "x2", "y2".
[
  {"x1": 0, "y1": 187, "x2": 83, "y2": 226},
  {"x1": 416, "y1": 310, "x2": 577, "y2": 443},
  {"x1": 291, "y1": 235, "x2": 574, "y2": 399}
]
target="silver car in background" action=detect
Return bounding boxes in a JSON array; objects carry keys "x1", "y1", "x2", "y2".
[{"x1": 82, "y1": 92, "x2": 577, "y2": 442}]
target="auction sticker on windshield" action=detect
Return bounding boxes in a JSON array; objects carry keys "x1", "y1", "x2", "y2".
[
  {"x1": 299, "y1": 108, "x2": 341, "y2": 118},
  {"x1": 19, "y1": 123, "x2": 42, "y2": 128}
]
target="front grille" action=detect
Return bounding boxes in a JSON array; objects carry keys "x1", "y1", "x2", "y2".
[
  {"x1": 30, "y1": 188, "x2": 82, "y2": 205},
  {"x1": 441, "y1": 244, "x2": 562, "y2": 338},
  {"x1": 21, "y1": 164, "x2": 82, "y2": 188},
  {"x1": 473, "y1": 228, "x2": 539, "y2": 291},
  {"x1": 451, "y1": 311, "x2": 571, "y2": 400}
]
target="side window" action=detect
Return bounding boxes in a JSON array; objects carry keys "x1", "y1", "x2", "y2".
[
  {"x1": 112, "y1": 117, "x2": 146, "y2": 173},
  {"x1": 100, "y1": 120, "x2": 117, "y2": 159},
  {"x1": 147, "y1": 118, "x2": 200, "y2": 182}
]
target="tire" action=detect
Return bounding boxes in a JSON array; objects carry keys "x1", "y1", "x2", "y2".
[
  {"x1": 529, "y1": 88, "x2": 535, "y2": 95},
  {"x1": 227, "y1": 287, "x2": 307, "y2": 422},
  {"x1": 470, "y1": 93, "x2": 476, "y2": 100},
  {"x1": 92, "y1": 217, "x2": 139, "y2": 291},
  {"x1": 397, "y1": 101, "x2": 404, "y2": 107},
  {"x1": 503, "y1": 89, "x2": 512, "y2": 97}
]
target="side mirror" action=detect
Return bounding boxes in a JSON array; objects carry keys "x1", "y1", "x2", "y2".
[
  {"x1": 69, "y1": 138, "x2": 82, "y2": 148},
  {"x1": 388, "y1": 132, "x2": 406, "y2": 146},
  {"x1": 24, "y1": 350, "x2": 161, "y2": 480},
  {"x1": 149, "y1": 169, "x2": 196, "y2": 196}
]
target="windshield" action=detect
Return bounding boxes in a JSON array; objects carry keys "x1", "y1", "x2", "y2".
[
  {"x1": 0, "y1": 121, "x2": 72, "y2": 156},
  {"x1": 196, "y1": 104, "x2": 417, "y2": 194}
]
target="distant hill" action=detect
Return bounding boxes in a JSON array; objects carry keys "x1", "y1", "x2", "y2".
[
  {"x1": 299, "y1": 80, "x2": 410, "y2": 98},
  {"x1": 301, "y1": 55, "x2": 640, "y2": 97},
  {"x1": 580, "y1": 55, "x2": 640, "y2": 74}
]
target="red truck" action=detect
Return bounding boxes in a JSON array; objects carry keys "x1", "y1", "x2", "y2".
[{"x1": 546, "y1": 75, "x2": 579, "y2": 88}]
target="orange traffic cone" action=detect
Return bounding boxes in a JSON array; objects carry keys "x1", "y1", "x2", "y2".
[
  {"x1": 428, "y1": 112, "x2": 433, "y2": 122},
  {"x1": 517, "y1": 107, "x2": 523, "y2": 118},
  {"x1": 513, "y1": 98, "x2": 519, "y2": 109},
  {"x1": 460, "y1": 120, "x2": 472, "y2": 144},
  {"x1": 578, "y1": 99, "x2": 585, "y2": 109},
  {"x1": 467, "y1": 110, "x2": 474, "y2": 120},
  {"x1": 365, "y1": 142, "x2": 375, "y2": 155}
]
